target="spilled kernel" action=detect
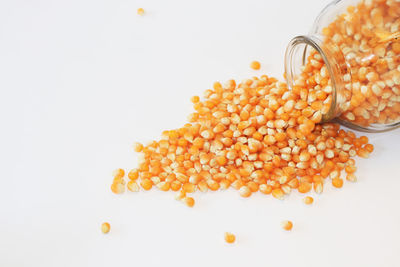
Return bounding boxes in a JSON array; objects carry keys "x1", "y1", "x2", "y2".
[
  {"x1": 250, "y1": 61, "x2": 261, "y2": 70},
  {"x1": 101, "y1": 222, "x2": 110, "y2": 234},
  {"x1": 184, "y1": 197, "x2": 195, "y2": 207},
  {"x1": 303, "y1": 196, "x2": 314, "y2": 205},
  {"x1": 137, "y1": 8, "x2": 144, "y2": 15},
  {"x1": 224, "y1": 232, "x2": 236, "y2": 243},
  {"x1": 281, "y1": 220, "x2": 293, "y2": 231}
]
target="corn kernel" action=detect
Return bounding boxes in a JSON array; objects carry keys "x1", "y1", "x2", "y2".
[
  {"x1": 281, "y1": 220, "x2": 293, "y2": 231},
  {"x1": 224, "y1": 232, "x2": 236, "y2": 243},
  {"x1": 303, "y1": 196, "x2": 314, "y2": 205},
  {"x1": 184, "y1": 197, "x2": 195, "y2": 207},
  {"x1": 101, "y1": 222, "x2": 110, "y2": 234},
  {"x1": 137, "y1": 8, "x2": 144, "y2": 15}
]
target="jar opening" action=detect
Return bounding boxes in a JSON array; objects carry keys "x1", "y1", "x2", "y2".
[
  {"x1": 285, "y1": 34, "x2": 400, "y2": 132},
  {"x1": 285, "y1": 35, "x2": 342, "y2": 123}
]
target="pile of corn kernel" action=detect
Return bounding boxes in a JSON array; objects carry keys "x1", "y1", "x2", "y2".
[
  {"x1": 111, "y1": 65, "x2": 373, "y2": 207},
  {"x1": 108, "y1": 1, "x2": 392, "y2": 209}
]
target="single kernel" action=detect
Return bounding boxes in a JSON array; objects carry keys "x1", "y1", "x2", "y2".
[
  {"x1": 101, "y1": 222, "x2": 110, "y2": 234},
  {"x1": 127, "y1": 180, "x2": 140, "y2": 192},
  {"x1": 112, "y1": 168, "x2": 125, "y2": 179},
  {"x1": 332, "y1": 177, "x2": 344, "y2": 188},
  {"x1": 140, "y1": 179, "x2": 153, "y2": 190},
  {"x1": 175, "y1": 190, "x2": 186, "y2": 201},
  {"x1": 250, "y1": 61, "x2": 261, "y2": 70},
  {"x1": 191, "y1": 95, "x2": 200, "y2": 103},
  {"x1": 133, "y1": 142, "x2": 143, "y2": 152},
  {"x1": 346, "y1": 173, "x2": 357, "y2": 182},
  {"x1": 239, "y1": 186, "x2": 251, "y2": 198},
  {"x1": 224, "y1": 232, "x2": 236, "y2": 243},
  {"x1": 128, "y1": 169, "x2": 139, "y2": 180},
  {"x1": 303, "y1": 196, "x2": 314, "y2": 205},
  {"x1": 137, "y1": 8, "x2": 145, "y2": 15},
  {"x1": 281, "y1": 220, "x2": 293, "y2": 231},
  {"x1": 184, "y1": 196, "x2": 195, "y2": 207},
  {"x1": 111, "y1": 182, "x2": 125, "y2": 194}
]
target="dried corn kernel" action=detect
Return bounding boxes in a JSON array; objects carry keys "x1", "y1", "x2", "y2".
[
  {"x1": 113, "y1": 168, "x2": 125, "y2": 179},
  {"x1": 128, "y1": 169, "x2": 139, "y2": 180},
  {"x1": 175, "y1": 190, "x2": 186, "y2": 201},
  {"x1": 281, "y1": 220, "x2": 293, "y2": 231},
  {"x1": 111, "y1": 182, "x2": 125, "y2": 194},
  {"x1": 191, "y1": 95, "x2": 200, "y2": 103},
  {"x1": 250, "y1": 61, "x2": 261, "y2": 70},
  {"x1": 184, "y1": 197, "x2": 195, "y2": 207},
  {"x1": 127, "y1": 180, "x2": 139, "y2": 192},
  {"x1": 224, "y1": 232, "x2": 236, "y2": 243},
  {"x1": 101, "y1": 222, "x2": 110, "y2": 234},
  {"x1": 133, "y1": 142, "x2": 143, "y2": 152},
  {"x1": 239, "y1": 186, "x2": 251, "y2": 198},
  {"x1": 346, "y1": 173, "x2": 357, "y2": 182},
  {"x1": 332, "y1": 177, "x2": 343, "y2": 188},
  {"x1": 137, "y1": 8, "x2": 144, "y2": 15},
  {"x1": 303, "y1": 196, "x2": 314, "y2": 205}
]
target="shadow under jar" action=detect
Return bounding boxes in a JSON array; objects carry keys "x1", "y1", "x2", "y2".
[{"x1": 285, "y1": 0, "x2": 400, "y2": 132}]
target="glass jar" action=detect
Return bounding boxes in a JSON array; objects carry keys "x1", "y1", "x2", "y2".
[{"x1": 285, "y1": 0, "x2": 400, "y2": 132}]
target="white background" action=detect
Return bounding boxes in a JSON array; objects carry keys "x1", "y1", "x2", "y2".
[{"x1": 1, "y1": 0, "x2": 399, "y2": 266}]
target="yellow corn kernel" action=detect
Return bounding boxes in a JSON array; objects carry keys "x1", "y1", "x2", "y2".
[
  {"x1": 127, "y1": 180, "x2": 139, "y2": 192},
  {"x1": 137, "y1": 8, "x2": 144, "y2": 15},
  {"x1": 272, "y1": 188, "x2": 284, "y2": 200},
  {"x1": 250, "y1": 61, "x2": 261, "y2": 70},
  {"x1": 111, "y1": 182, "x2": 125, "y2": 194},
  {"x1": 184, "y1": 197, "x2": 195, "y2": 207},
  {"x1": 133, "y1": 142, "x2": 143, "y2": 152},
  {"x1": 113, "y1": 168, "x2": 125, "y2": 179},
  {"x1": 224, "y1": 232, "x2": 236, "y2": 243},
  {"x1": 140, "y1": 179, "x2": 153, "y2": 190},
  {"x1": 303, "y1": 196, "x2": 314, "y2": 205},
  {"x1": 239, "y1": 186, "x2": 251, "y2": 198},
  {"x1": 101, "y1": 222, "x2": 110, "y2": 234},
  {"x1": 281, "y1": 220, "x2": 293, "y2": 231},
  {"x1": 332, "y1": 177, "x2": 343, "y2": 188},
  {"x1": 128, "y1": 169, "x2": 139, "y2": 180}
]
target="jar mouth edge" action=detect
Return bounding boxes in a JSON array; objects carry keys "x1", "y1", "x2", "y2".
[{"x1": 284, "y1": 35, "x2": 338, "y2": 123}]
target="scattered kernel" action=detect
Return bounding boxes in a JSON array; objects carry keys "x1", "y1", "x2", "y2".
[
  {"x1": 303, "y1": 196, "x2": 314, "y2": 205},
  {"x1": 346, "y1": 173, "x2": 357, "y2": 182},
  {"x1": 250, "y1": 61, "x2": 261, "y2": 70},
  {"x1": 191, "y1": 95, "x2": 200, "y2": 103},
  {"x1": 101, "y1": 222, "x2": 110, "y2": 234},
  {"x1": 137, "y1": 8, "x2": 144, "y2": 15},
  {"x1": 111, "y1": 182, "x2": 125, "y2": 194},
  {"x1": 224, "y1": 232, "x2": 236, "y2": 243},
  {"x1": 133, "y1": 142, "x2": 143, "y2": 152},
  {"x1": 184, "y1": 196, "x2": 195, "y2": 207},
  {"x1": 332, "y1": 177, "x2": 344, "y2": 188},
  {"x1": 281, "y1": 220, "x2": 293, "y2": 231}
]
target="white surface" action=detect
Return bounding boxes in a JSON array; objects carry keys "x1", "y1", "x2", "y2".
[{"x1": 1, "y1": 0, "x2": 400, "y2": 266}]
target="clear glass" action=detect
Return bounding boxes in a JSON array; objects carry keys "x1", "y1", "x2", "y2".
[{"x1": 285, "y1": 0, "x2": 400, "y2": 132}]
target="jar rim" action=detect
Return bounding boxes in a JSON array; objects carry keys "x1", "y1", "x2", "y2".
[{"x1": 284, "y1": 35, "x2": 339, "y2": 123}]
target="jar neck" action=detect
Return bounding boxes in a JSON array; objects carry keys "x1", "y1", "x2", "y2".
[{"x1": 285, "y1": 35, "x2": 351, "y2": 123}]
